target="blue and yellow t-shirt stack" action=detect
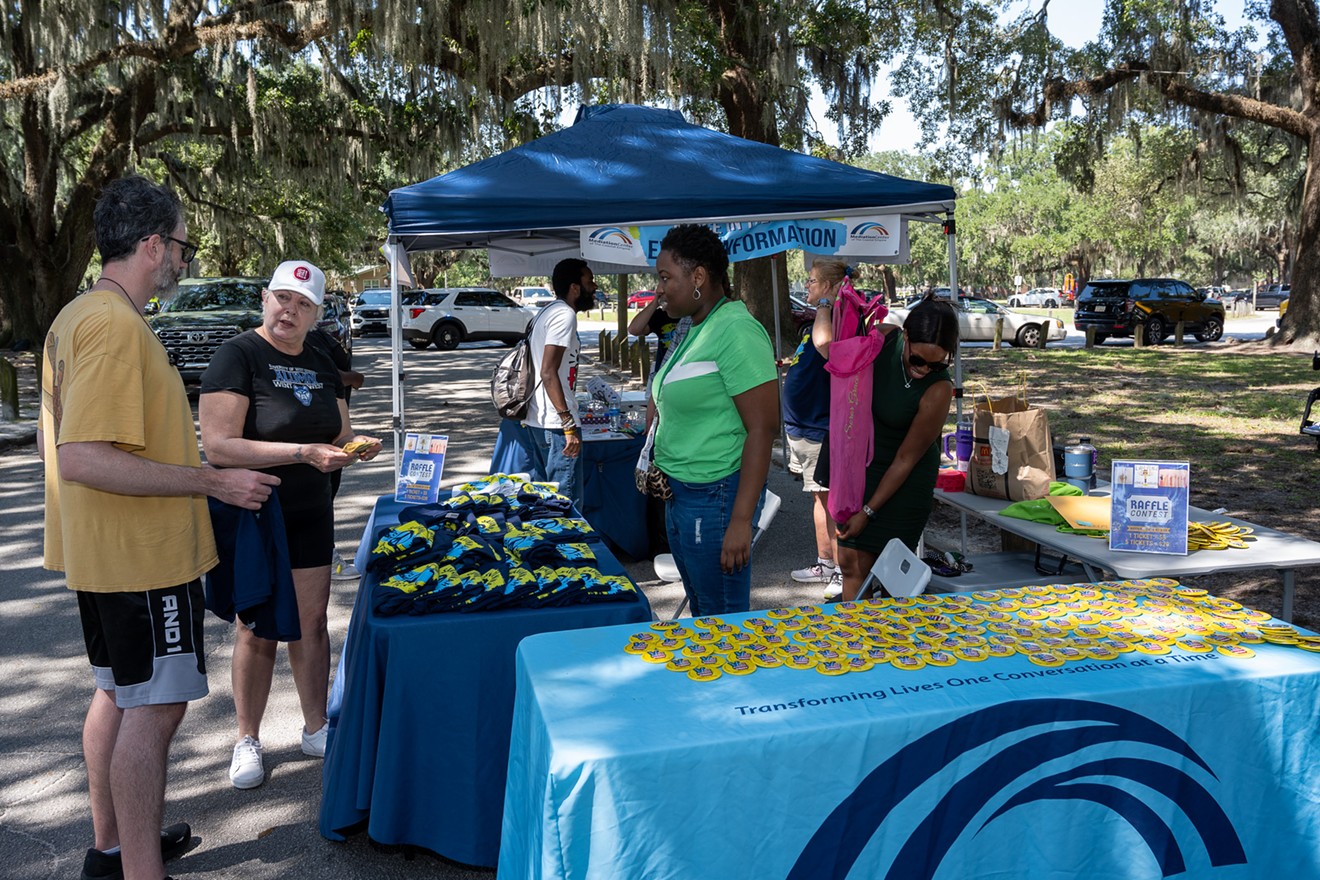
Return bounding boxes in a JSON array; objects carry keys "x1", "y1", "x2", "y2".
[
  {"x1": 622, "y1": 578, "x2": 1316, "y2": 681},
  {"x1": 370, "y1": 473, "x2": 640, "y2": 615}
]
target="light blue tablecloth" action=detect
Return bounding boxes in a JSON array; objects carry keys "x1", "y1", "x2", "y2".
[
  {"x1": 500, "y1": 589, "x2": 1320, "y2": 879},
  {"x1": 319, "y1": 494, "x2": 651, "y2": 868}
]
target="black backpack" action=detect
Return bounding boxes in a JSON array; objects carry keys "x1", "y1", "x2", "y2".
[{"x1": 490, "y1": 307, "x2": 548, "y2": 420}]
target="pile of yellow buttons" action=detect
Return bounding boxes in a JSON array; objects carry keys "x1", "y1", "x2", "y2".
[{"x1": 620, "y1": 579, "x2": 1314, "y2": 681}]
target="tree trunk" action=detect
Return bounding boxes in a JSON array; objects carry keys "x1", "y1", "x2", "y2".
[{"x1": 1274, "y1": 131, "x2": 1320, "y2": 346}]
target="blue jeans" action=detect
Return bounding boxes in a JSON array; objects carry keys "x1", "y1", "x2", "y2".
[
  {"x1": 665, "y1": 471, "x2": 765, "y2": 617},
  {"x1": 531, "y1": 427, "x2": 584, "y2": 512}
]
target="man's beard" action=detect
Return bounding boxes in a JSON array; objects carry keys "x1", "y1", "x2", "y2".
[
  {"x1": 574, "y1": 291, "x2": 596, "y2": 312},
  {"x1": 152, "y1": 257, "x2": 181, "y2": 301}
]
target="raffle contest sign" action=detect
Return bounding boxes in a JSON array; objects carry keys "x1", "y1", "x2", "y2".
[
  {"x1": 1109, "y1": 460, "x2": 1190, "y2": 555},
  {"x1": 395, "y1": 433, "x2": 449, "y2": 504}
]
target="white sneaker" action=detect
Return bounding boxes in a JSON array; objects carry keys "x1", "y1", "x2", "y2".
[
  {"x1": 301, "y1": 722, "x2": 329, "y2": 758},
  {"x1": 791, "y1": 561, "x2": 837, "y2": 584},
  {"x1": 331, "y1": 549, "x2": 359, "y2": 581},
  {"x1": 823, "y1": 572, "x2": 844, "y2": 602},
  {"x1": 229, "y1": 736, "x2": 264, "y2": 789}
]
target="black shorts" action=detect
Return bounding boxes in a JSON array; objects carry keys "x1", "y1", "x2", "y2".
[
  {"x1": 78, "y1": 580, "x2": 208, "y2": 708},
  {"x1": 284, "y1": 504, "x2": 335, "y2": 569}
]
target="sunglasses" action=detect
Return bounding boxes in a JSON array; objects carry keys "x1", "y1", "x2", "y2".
[
  {"x1": 904, "y1": 339, "x2": 950, "y2": 372},
  {"x1": 142, "y1": 234, "x2": 198, "y2": 264}
]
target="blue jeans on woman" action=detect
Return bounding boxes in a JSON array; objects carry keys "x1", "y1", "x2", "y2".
[{"x1": 665, "y1": 471, "x2": 765, "y2": 617}]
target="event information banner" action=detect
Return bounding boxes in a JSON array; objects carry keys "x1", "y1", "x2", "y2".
[
  {"x1": 1109, "y1": 460, "x2": 1190, "y2": 554},
  {"x1": 395, "y1": 433, "x2": 448, "y2": 504},
  {"x1": 579, "y1": 215, "x2": 904, "y2": 267}
]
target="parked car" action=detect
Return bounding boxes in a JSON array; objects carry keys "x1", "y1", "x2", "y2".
[
  {"x1": 349, "y1": 288, "x2": 425, "y2": 337},
  {"x1": 627, "y1": 289, "x2": 658, "y2": 308},
  {"x1": 317, "y1": 292, "x2": 353, "y2": 363},
  {"x1": 1256, "y1": 284, "x2": 1290, "y2": 309},
  {"x1": 1073, "y1": 278, "x2": 1224, "y2": 344},
  {"x1": 402, "y1": 287, "x2": 532, "y2": 350},
  {"x1": 512, "y1": 285, "x2": 556, "y2": 309},
  {"x1": 1007, "y1": 288, "x2": 1064, "y2": 309},
  {"x1": 789, "y1": 293, "x2": 816, "y2": 331},
  {"x1": 1278, "y1": 297, "x2": 1290, "y2": 328},
  {"x1": 886, "y1": 297, "x2": 1067, "y2": 347},
  {"x1": 1195, "y1": 285, "x2": 1228, "y2": 302},
  {"x1": 149, "y1": 277, "x2": 264, "y2": 382}
]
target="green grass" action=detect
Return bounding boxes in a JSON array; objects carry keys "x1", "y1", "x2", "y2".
[{"x1": 952, "y1": 345, "x2": 1320, "y2": 515}]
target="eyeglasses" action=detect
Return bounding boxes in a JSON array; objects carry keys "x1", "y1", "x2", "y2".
[
  {"x1": 806, "y1": 277, "x2": 819, "y2": 286},
  {"x1": 142, "y1": 234, "x2": 197, "y2": 264}
]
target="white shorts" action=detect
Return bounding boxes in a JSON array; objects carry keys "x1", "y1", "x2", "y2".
[{"x1": 787, "y1": 434, "x2": 827, "y2": 493}]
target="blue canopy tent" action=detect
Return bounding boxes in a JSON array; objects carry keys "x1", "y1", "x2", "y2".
[{"x1": 379, "y1": 103, "x2": 960, "y2": 459}]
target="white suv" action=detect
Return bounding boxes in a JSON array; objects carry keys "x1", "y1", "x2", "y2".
[
  {"x1": 512, "y1": 285, "x2": 556, "y2": 309},
  {"x1": 1007, "y1": 287, "x2": 1064, "y2": 308},
  {"x1": 402, "y1": 287, "x2": 531, "y2": 350}
]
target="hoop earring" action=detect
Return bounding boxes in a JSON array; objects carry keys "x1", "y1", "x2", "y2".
[{"x1": 693, "y1": 286, "x2": 702, "y2": 301}]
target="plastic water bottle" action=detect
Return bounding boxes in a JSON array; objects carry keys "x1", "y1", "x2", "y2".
[{"x1": 608, "y1": 406, "x2": 622, "y2": 433}]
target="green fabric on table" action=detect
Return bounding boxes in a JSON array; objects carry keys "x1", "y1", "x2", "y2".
[
  {"x1": 999, "y1": 499, "x2": 1067, "y2": 526},
  {"x1": 999, "y1": 482, "x2": 1108, "y2": 538}
]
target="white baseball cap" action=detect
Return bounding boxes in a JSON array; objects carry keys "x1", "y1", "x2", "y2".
[{"x1": 268, "y1": 260, "x2": 326, "y2": 306}]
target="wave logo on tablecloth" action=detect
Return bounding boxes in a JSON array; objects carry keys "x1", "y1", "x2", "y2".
[{"x1": 786, "y1": 698, "x2": 1245, "y2": 880}]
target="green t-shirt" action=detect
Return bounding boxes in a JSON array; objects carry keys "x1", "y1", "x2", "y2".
[{"x1": 653, "y1": 300, "x2": 776, "y2": 483}]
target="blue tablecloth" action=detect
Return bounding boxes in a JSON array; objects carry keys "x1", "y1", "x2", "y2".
[
  {"x1": 319, "y1": 494, "x2": 652, "y2": 868},
  {"x1": 499, "y1": 584, "x2": 1320, "y2": 879},
  {"x1": 491, "y1": 418, "x2": 648, "y2": 559}
]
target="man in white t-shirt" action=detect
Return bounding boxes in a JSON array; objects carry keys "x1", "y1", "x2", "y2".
[{"x1": 525, "y1": 258, "x2": 597, "y2": 509}]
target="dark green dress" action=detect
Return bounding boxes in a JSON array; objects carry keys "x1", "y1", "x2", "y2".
[{"x1": 838, "y1": 333, "x2": 952, "y2": 554}]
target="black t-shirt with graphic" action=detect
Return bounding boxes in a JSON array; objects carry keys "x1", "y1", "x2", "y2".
[
  {"x1": 201, "y1": 329, "x2": 345, "y2": 515},
  {"x1": 647, "y1": 308, "x2": 679, "y2": 369}
]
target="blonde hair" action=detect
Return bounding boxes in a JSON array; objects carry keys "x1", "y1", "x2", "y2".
[{"x1": 811, "y1": 259, "x2": 847, "y2": 290}]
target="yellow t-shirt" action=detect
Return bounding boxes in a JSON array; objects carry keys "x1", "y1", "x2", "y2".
[{"x1": 42, "y1": 291, "x2": 217, "y2": 592}]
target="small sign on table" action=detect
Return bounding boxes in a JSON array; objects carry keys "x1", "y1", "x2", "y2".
[
  {"x1": 1109, "y1": 460, "x2": 1190, "y2": 555},
  {"x1": 396, "y1": 433, "x2": 449, "y2": 504}
]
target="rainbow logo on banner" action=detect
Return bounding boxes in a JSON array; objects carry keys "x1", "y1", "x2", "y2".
[
  {"x1": 849, "y1": 221, "x2": 891, "y2": 239},
  {"x1": 588, "y1": 227, "x2": 635, "y2": 245},
  {"x1": 788, "y1": 699, "x2": 1246, "y2": 879}
]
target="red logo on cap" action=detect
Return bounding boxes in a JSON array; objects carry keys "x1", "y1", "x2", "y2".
[{"x1": 294, "y1": 266, "x2": 311, "y2": 281}]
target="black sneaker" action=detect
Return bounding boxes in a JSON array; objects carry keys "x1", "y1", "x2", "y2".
[{"x1": 80, "y1": 822, "x2": 192, "y2": 880}]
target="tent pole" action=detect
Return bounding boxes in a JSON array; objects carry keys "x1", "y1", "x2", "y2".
[
  {"x1": 390, "y1": 240, "x2": 404, "y2": 476},
  {"x1": 770, "y1": 255, "x2": 788, "y2": 471},
  {"x1": 944, "y1": 213, "x2": 963, "y2": 422}
]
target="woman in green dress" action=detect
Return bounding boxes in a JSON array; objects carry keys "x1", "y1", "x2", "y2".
[{"x1": 834, "y1": 295, "x2": 959, "y2": 599}]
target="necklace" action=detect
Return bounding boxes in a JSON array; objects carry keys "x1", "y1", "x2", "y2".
[
  {"x1": 97, "y1": 276, "x2": 139, "y2": 313},
  {"x1": 900, "y1": 341, "x2": 913, "y2": 389}
]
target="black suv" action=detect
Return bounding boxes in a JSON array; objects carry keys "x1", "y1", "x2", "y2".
[
  {"x1": 150, "y1": 277, "x2": 264, "y2": 382},
  {"x1": 1073, "y1": 278, "x2": 1225, "y2": 345}
]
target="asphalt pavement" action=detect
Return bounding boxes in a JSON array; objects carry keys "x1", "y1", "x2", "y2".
[{"x1": 0, "y1": 333, "x2": 827, "y2": 880}]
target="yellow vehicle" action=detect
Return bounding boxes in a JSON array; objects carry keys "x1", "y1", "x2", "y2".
[{"x1": 1278, "y1": 297, "x2": 1289, "y2": 328}]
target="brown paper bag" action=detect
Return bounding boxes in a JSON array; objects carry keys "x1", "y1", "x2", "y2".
[{"x1": 966, "y1": 388, "x2": 1055, "y2": 501}]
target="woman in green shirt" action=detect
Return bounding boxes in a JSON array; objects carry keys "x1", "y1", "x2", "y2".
[{"x1": 651, "y1": 225, "x2": 779, "y2": 615}]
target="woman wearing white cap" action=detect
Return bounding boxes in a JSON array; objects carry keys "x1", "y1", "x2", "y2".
[{"x1": 199, "y1": 259, "x2": 382, "y2": 789}]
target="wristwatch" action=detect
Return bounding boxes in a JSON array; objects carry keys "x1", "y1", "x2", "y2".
[
  {"x1": 818, "y1": 297, "x2": 833, "y2": 308},
  {"x1": 861, "y1": 504, "x2": 878, "y2": 521}
]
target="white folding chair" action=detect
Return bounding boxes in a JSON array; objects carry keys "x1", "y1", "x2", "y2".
[
  {"x1": 658, "y1": 489, "x2": 782, "y2": 620},
  {"x1": 857, "y1": 538, "x2": 932, "y2": 600}
]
